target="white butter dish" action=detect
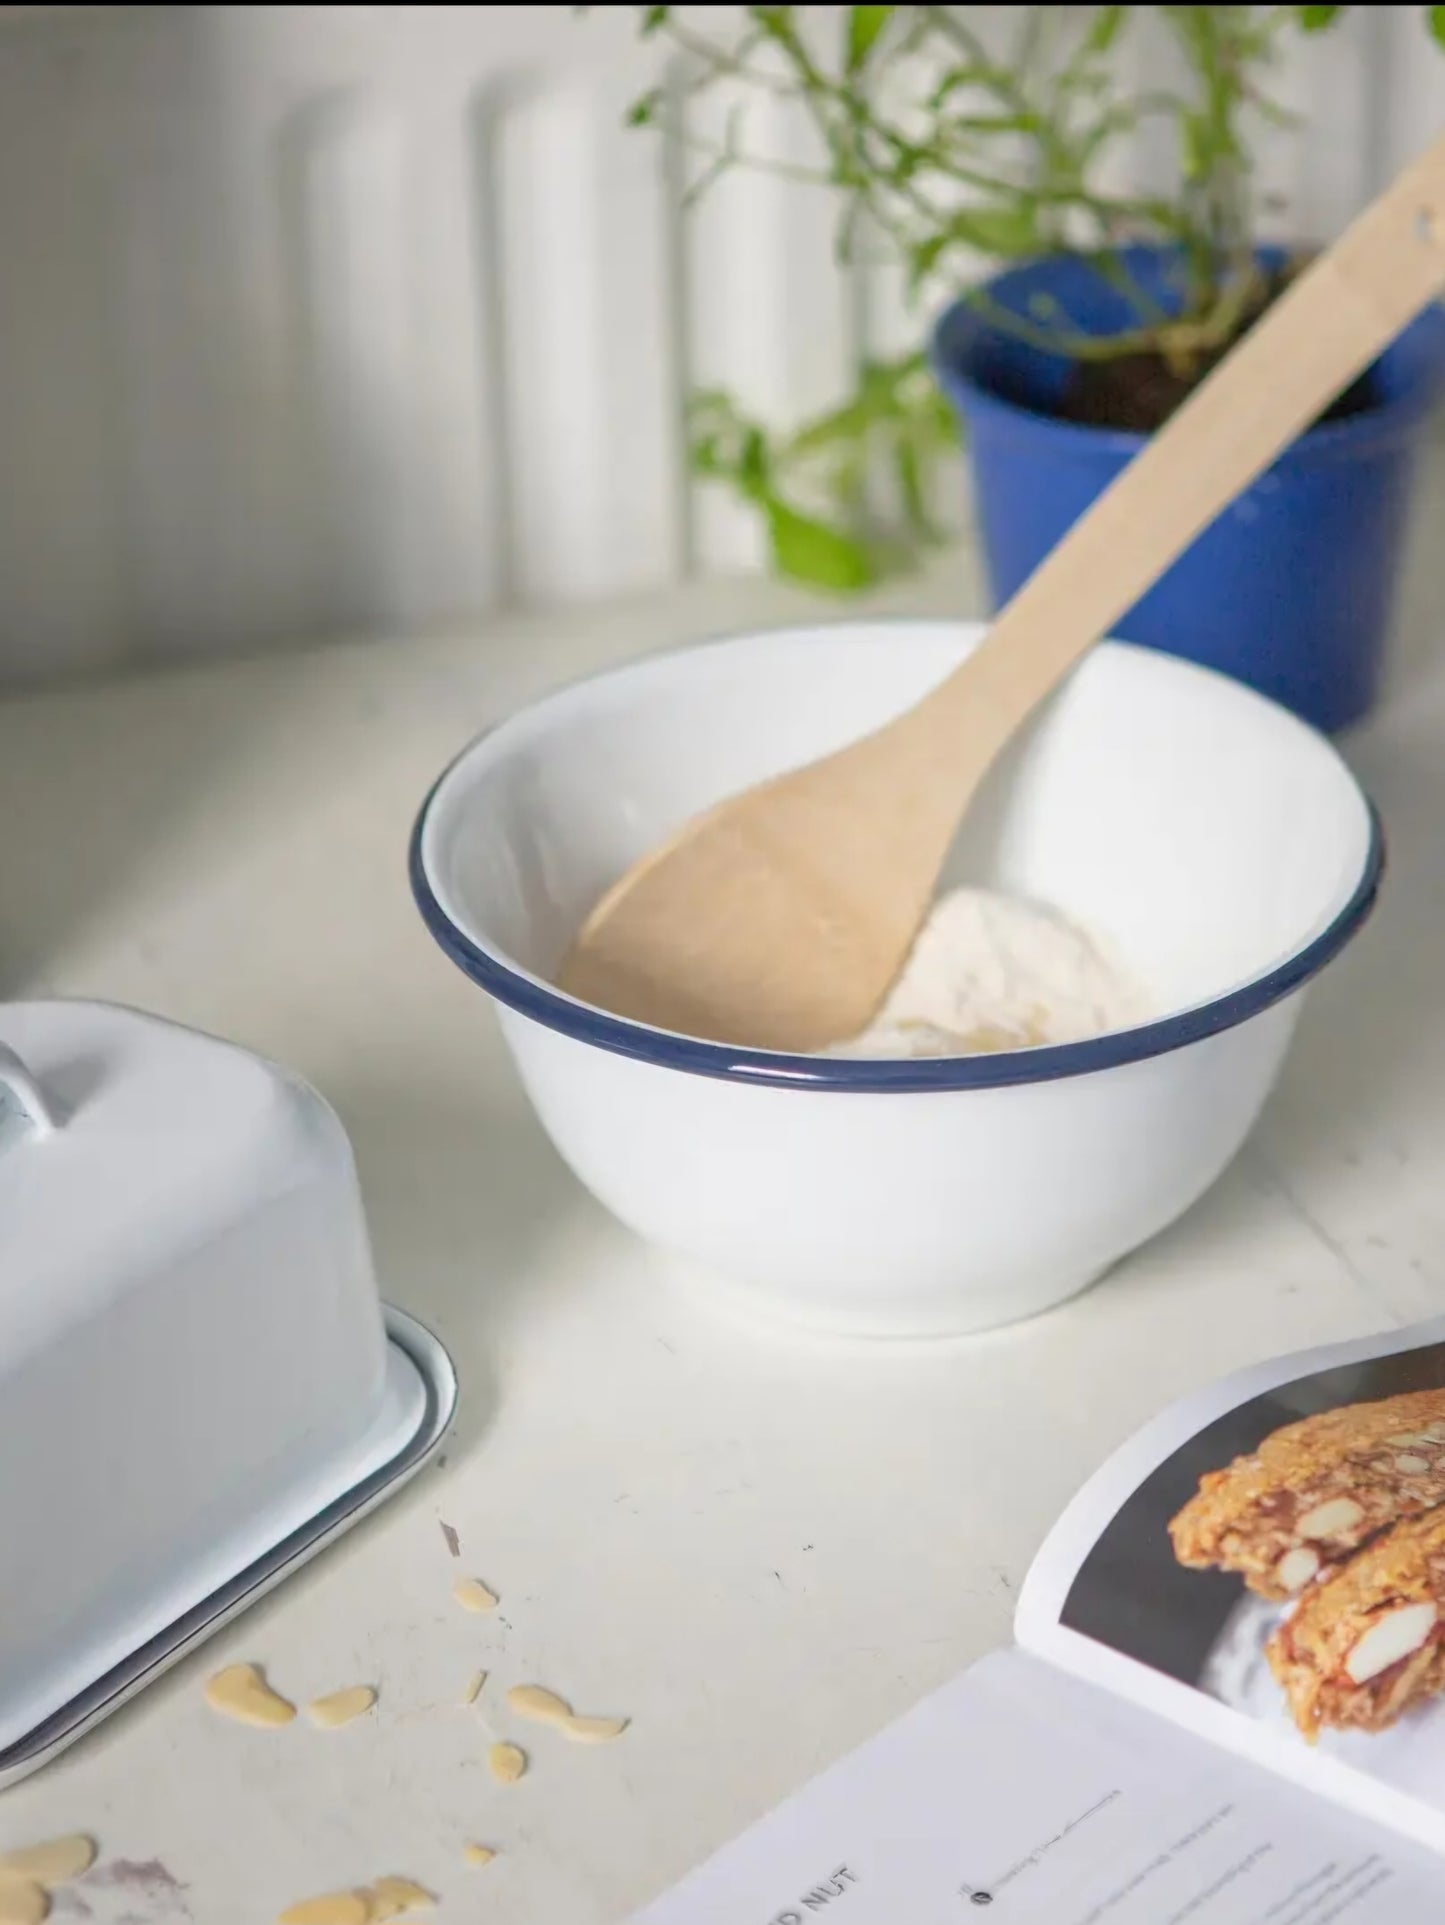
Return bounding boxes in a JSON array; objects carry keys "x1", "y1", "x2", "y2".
[{"x1": 0, "y1": 1001, "x2": 455, "y2": 1784}]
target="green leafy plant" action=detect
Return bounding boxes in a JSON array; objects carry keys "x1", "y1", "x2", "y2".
[{"x1": 603, "y1": 4, "x2": 1445, "y2": 590}]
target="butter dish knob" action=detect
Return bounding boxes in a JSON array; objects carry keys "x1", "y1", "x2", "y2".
[{"x1": 0, "y1": 1044, "x2": 57, "y2": 1145}]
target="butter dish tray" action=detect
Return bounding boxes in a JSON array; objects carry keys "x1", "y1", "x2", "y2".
[{"x1": 0, "y1": 1001, "x2": 458, "y2": 1788}]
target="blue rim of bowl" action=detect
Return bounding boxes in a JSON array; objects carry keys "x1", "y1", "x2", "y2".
[{"x1": 409, "y1": 762, "x2": 1387, "y2": 1096}]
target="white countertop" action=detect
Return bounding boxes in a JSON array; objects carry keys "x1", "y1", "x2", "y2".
[{"x1": 4, "y1": 525, "x2": 1445, "y2": 1923}]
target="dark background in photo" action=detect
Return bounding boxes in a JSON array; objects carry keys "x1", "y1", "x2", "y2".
[{"x1": 1061, "y1": 1344, "x2": 1445, "y2": 1687}]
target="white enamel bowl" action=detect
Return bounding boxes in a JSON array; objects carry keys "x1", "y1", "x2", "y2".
[{"x1": 411, "y1": 621, "x2": 1380, "y2": 1338}]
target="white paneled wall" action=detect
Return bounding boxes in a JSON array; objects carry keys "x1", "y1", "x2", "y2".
[{"x1": 0, "y1": 4, "x2": 1439, "y2": 681}]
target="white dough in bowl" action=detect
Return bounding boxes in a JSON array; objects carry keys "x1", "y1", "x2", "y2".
[{"x1": 824, "y1": 887, "x2": 1150, "y2": 1059}]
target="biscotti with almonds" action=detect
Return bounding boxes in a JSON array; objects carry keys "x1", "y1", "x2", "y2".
[
  {"x1": 1168, "y1": 1389, "x2": 1445, "y2": 1601},
  {"x1": 1266, "y1": 1507, "x2": 1445, "y2": 1741}
]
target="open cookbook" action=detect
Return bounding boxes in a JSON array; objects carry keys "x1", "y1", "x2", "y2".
[{"x1": 633, "y1": 1315, "x2": 1445, "y2": 1922}]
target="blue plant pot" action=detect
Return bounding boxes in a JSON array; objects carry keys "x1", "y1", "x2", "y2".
[{"x1": 932, "y1": 248, "x2": 1445, "y2": 733}]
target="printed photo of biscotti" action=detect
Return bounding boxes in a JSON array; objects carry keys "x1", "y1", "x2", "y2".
[
  {"x1": 1266, "y1": 1507, "x2": 1445, "y2": 1742},
  {"x1": 1168, "y1": 1388, "x2": 1445, "y2": 1601}
]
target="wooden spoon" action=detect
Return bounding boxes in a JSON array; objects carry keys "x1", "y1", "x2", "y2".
[{"x1": 560, "y1": 134, "x2": 1445, "y2": 1053}]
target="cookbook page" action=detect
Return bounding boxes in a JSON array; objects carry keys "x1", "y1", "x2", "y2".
[
  {"x1": 629, "y1": 1646, "x2": 1441, "y2": 1922},
  {"x1": 1015, "y1": 1314, "x2": 1445, "y2": 1855}
]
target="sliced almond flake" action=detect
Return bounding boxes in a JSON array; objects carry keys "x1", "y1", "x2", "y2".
[
  {"x1": 1296, "y1": 1497, "x2": 1363, "y2": 1541},
  {"x1": 368, "y1": 1874, "x2": 435, "y2": 1917},
  {"x1": 452, "y1": 1576, "x2": 498, "y2": 1614},
  {"x1": 0, "y1": 1837, "x2": 95, "y2": 1888},
  {"x1": 1344, "y1": 1603, "x2": 1439, "y2": 1685},
  {"x1": 563, "y1": 1714, "x2": 630, "y2": 1744},
  {"x1": 205, "y1": 1662, "x2": 296, "y2": 1729},
  {"x1": 307, "y1": 1686, "x2": 377, "y2": 1730},
  {"x1": 276, "y1": 1893, "x2": 370, "y2": 1925},
  {"x1": 0, "y1": 1873, "x2": 49, "y2": 1925},
  {"x1": 488, "y1": 1741, "x2": 527, "y2": 1784},
  {"x1": 1275, "y1": 1546, "x2": 1320, "y2": 1594},
  {"x1": 505, "y1": 1684, "x2": 573, "y2": 1725}
]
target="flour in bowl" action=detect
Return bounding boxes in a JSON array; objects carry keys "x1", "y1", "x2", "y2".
[{"x1": 824, "y1": 887, "x2": 1149, "y2": 1060}]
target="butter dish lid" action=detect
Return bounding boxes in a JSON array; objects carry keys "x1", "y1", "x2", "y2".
[{"x1": 0, "y1": 1000, "x2": 315, "y2": 1365}]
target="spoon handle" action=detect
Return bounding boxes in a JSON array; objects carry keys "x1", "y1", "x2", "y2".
[{"x1": 911, "y1": 130, "x2": 1445, "y2": 755}]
